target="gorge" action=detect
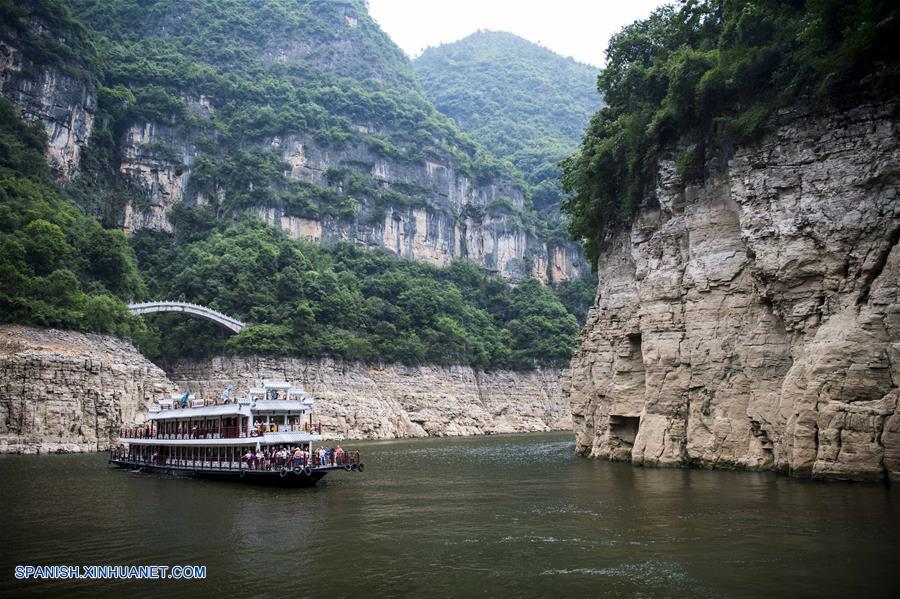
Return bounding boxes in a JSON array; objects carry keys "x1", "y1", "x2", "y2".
[
  {"x1": 1, "y1": 0, "x2": 899, "y2": 487},
  {"x1": 4, "y1": 2, "x2": 900, "y2": 596}
]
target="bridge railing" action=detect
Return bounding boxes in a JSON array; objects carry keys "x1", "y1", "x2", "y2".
[{"x1": 127, "y1": 301, "x2": 246, "y2": 332}]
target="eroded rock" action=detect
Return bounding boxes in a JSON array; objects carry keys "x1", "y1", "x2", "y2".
[
  {"x1": 165, "y1": 356, "x2": 572, "y2": 439},
  {"x1": 0, "y1": 326, "x2": 177, "y2": 454},
  {"x1": 564, "y1": 103, "x2": 900, "y2": 482}
]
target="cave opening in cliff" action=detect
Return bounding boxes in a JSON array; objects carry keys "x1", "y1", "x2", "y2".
[
  {"x1": 608, "y1": 415, "x2": 640, "y2": 449},
  {"x1": 627, "y1": 332, "x2": 642, "y2": 354}
]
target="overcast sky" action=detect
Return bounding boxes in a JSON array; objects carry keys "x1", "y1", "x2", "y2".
[{"x1": 368, "y1": 0, "x2": 669, "y2": 67}]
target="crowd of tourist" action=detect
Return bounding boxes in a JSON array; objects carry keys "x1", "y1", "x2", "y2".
[{"x1": 240, "y1": 445, "x2": 357, "y2": 470}]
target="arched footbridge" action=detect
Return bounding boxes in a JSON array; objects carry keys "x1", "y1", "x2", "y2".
[{"x1": 127, "y1": 302, "x2": 246, "y2": 334}]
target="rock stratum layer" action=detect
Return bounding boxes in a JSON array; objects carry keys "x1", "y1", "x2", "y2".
[
  {"x1": 0, "y1": 326, "x2": 176, "y2": 454},
  {"x1": 166, "y1": 356, "x2": 571, "y2": 439},
  {"x1": 564, "y1": 103, "x2": 900, "y2": 482}
]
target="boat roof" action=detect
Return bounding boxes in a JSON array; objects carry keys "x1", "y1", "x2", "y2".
[
  {"x1": 262, "y1": 380, "x2": 292, "y2": 389},
  {"x1": 252, "y1": 399, "x2": 313, "y2": 413},
  {"x1": 122, "y1": 431, "x2": 321, "y2": 446},
  {"x1": 149, "y1": 404, "x2": 249, "y2": 421}
]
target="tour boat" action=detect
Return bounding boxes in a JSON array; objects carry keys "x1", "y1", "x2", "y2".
[{"x1": 109, "y1": 380, "x2": 363, "y2": 487}]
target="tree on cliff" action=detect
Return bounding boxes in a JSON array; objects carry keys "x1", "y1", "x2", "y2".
[
  {"x1": 133, "y1": 210, "x2": 580, "y2": 368},
  {"x1": 0, "y1": 97, "x2": 148, "y2": 339},
  {"x1": 562, "y1": 0, "x2": 900, "y2": 267}
]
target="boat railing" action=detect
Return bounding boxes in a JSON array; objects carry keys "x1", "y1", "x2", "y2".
[
  {"x1": 153, "y1": 426, "x2": 249, "y2": 440},
  {"x1": 252, "y1": 423, "x2": 323, "y2": 435},
  {"x1": 118, "y1": 425, "x2": 250, "y2": 440},
  {"x1": 109, "y1": 448, "x2": 362, "y2": 471},
  {"x1": 118, "y1": 423, "x2": 324, "y2": 440}
]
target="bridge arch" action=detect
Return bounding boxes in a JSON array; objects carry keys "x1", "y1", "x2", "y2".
[{"x1": 127, "y1": 302, "x2": 246, "y2": 334}]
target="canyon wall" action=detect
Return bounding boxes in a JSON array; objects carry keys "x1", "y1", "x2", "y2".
[
  {"x1": 564, "y1": 103, "x2": 900, "y2": 482},
  {"x1": 0, "y1": 325, "x2": 570, "y2": 453},
  {"x1": 165, "y1": 356, "x2": 571, "y2": 439},
  {"x1": 0, "y1": 326, "x2": 177, "y2": 454},
  {"x1": 118, "y1": 122, "x2": 584, "y2": 284},
  {"x1": 0, "y1": 20, "x2": 95, "y2": 181}
]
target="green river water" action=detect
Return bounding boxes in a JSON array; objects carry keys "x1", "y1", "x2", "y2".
[{"x1": 1, "y1": 432, "x2": 898, "y2": 598}]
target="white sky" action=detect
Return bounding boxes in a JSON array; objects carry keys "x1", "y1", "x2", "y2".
[{"x1": 368, "y1": 0, "x2": 669, "y2": 67}]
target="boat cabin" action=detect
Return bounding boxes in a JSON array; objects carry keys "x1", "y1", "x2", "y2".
[{"x1": 111, "y1": 380, "x2": 362, "y2": 486}]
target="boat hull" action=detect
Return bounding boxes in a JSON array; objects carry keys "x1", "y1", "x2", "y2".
[{"x1": 109, "y1": 459, "x2": 340, "y2": 487}]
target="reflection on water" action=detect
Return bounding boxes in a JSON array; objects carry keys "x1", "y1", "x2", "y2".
[{"x1": 1, "y1": 433, "x2": 898, "y2": 598}]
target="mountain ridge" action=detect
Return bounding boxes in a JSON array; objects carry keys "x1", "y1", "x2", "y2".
[{"x1": 413, "y1": 30, "x2": 601, "y2": 226}]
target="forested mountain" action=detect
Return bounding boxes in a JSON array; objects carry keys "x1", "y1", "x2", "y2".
[
  {"x1": 414, "y1": 31, "x2": 601, "y2": 219},
  {"x1": 0, "y1": 0, "x2": 584, "y2": 368},
  {"x1": 82, "y1": 0, "x2": 584, "y2": 284}
]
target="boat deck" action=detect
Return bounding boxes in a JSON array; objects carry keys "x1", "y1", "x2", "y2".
[{"x1": 109, "y1": 457, "x2": 362, "y2": 487}]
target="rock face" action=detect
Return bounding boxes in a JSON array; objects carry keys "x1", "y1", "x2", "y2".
[
  {"x1": 0, "y1": 21, "x2": 96, "y2": 181},
  {"x1": 118, "y1": 122, "x2": 584, "y2": 284},
  {"x1": 564, "y1": 103, "x2": 900, "y2": 481},
  {"x1": 0, "y1": 326, "x2": 177, "y2": 454},
  {"x1": 119, "y1": 121, "x2": 196, "y2": 233},
  {"x1": 165, "y1": 356, "x2": 572, "y2": 439}
]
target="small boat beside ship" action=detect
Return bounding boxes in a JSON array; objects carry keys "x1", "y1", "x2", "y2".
[{"x1": 110, "y1": 380, "x2": 364, "y2": 487}]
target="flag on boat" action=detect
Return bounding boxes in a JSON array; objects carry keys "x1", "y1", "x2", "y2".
[{"x1": 179, "y1": 390, "x2": 190, "y2": 407}]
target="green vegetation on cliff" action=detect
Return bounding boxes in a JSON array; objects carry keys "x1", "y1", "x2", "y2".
[
  {"x1": 414, "y1": 31, "x2": 601, "y2": 219},
  {"x1": 562, "y1": 0, "x2": 900, "y2": 266},
  {"x1": 64, "y1": 0, "x2": 519, "y2": 222},
  {"x1": 0, "y1": 0, "x2": 587, "y2": 368},
  {"x1": 0, "y1": 98, "x2": 147, "y2": 338},
  {"x1": 0, "y1": 0, "x2": 96, "y2": 83},
  {"x1": 134, "y1": 208, "x2": 579, "y2": 368}
]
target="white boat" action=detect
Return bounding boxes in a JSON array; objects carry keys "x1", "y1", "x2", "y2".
[{"x1": 109, "y1": 380, "x2": 363, "y2": 486}]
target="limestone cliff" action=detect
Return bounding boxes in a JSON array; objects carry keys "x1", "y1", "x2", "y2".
[
  {"x1": 0, "y1": 325, "x2": 571, "y2": 452},
  {"x1": 564, "y1": 103, "x2": 900, "y2": 481},
  {"x1": 165, "y1": 356, "x2": 571, "y2": 439},
  {"x1": 117, "y1": 119, "x2": 584, "y2": 284},
  {"x1": 0, "y1": 16, "x2": 95, "y2": 181},
  {"x1": 0, "y1": 326, "x2": 177, "y2": 453}
]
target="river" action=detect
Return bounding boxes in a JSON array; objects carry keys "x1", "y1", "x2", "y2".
[{"x1": 1, "y1": 432, "x2": 898, "y2": 597}]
